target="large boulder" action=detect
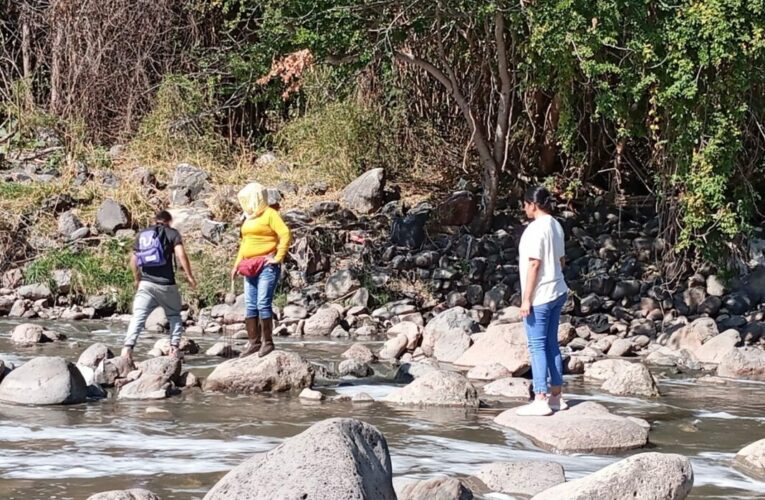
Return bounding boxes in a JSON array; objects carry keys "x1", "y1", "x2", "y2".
[
  {"x1": 341, "y1": 168, "x2": 385, "y2": 214},
  {"x1": 436, "y1": 191, "x2": 477, "y2": 227},
  {"x1": 494, "y1": 402, "x2": 649, "y2": 454},
  {"x1": 17, "y1": 283, "x2": 52, "y2": 301},
  {"x1": 325, "y1": 270, "x2": 361, "y2": 300},
  {"x1": 170, "y1": 163, "x2": 210, "y2": 206},
  {"x1": 58, "y1": 210, "x2": 83, "y2": 238},
  {"x1": 204, "y1": 350, "x2": 314, "y2": 394},
  {"x1": 118, "y1": 357, "x2": 181, "y2": 400},
  {"x1": 482, "y1": 377, "x2": 533, "y2": 399},
  {"x1": 694, "y1": 329, "x2": 740, "y2": 364},
  {"x1": 422, "y1": 307, "x2": 479, "y2": 363},
  {"x1": 78, "y1": 343, "x2": 114, "y2": 369},
  {"x1": 533, "y1": 452, "x2": 693, "y2": 500},
  {"x1": 667, "y1": 317, "x2": 718, "y2": 354},
  {"x1": 96, "y1": 199, "x2": 131, "y2": 235},
  {"x1": 734, "y1": 439, "x2": 765, "y2": 480},
  {"x1": 303, "y1": 307, "x2": 341, "y2": 336},
  {"x1": 585, "y1": 359, "x2": 659, "y2": 397},
  {"x1": 0, "y1": 357, "x2": 87, "y2": 405},
  {"x1": 167, "y1": 207, "x2": 213, "y2": 234},
  {"x1": 474, "y1": 461, "x2": 565, "y2": 497},
  {"x1": 10, "y1": 323, "x2": 45, "y2": 344},
  {"x1": 204, "y1": 418, "x2": 395, "y2": 500},
  {"x1": 717, "y1": 347, "x2": 765, "y2": 381},
  {"x1": 383, "y1": 370, "x2": 479, "y2": 407},
  {"x1": 342, "y1": 343, "x2": 378, "y2": 364},
  {"x1": 87, "y1": 489, "x2": 161, "y2": 500},
  {"x1": 454, "y1": 323, "x2": 530, "y2": 375},
  {"x1": 400, "y1": 476, "x2": 473, "y2": 500},
  {"x1": 97, "y1": 356, "x2": 134, "y2": 386}
]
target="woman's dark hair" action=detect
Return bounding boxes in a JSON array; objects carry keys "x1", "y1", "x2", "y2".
[{"x1": 524, "y1": 186, "x2": 555, "y2": 213}]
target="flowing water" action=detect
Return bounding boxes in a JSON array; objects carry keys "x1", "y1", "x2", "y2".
[{"x1": 0, "y1": 318, "x2": 764, "y2": 500}]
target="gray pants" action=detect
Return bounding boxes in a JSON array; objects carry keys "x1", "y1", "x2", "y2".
[{"x1": 124, "y1": 281, "x2": 183, "y2": 348}]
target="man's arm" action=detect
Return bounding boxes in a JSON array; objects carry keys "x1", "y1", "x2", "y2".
[
  {"x1": 130, "y1": 254, "x2": 141, "y2": 289},
  {"x1": 174, "y1": 244, "x2": 198, "y2": 289}
]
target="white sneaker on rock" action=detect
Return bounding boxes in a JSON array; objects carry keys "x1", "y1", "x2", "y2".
[
  {"x1": 515, "y1": 399, "x2": 553, "y2": 417},
  {"x1": 549, "y1": 394, "x2": 568, "y2": 411}
]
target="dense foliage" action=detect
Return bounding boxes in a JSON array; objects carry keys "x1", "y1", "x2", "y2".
[{"x1": 1, "y1": 0, "x2": 764, "y2": 266}]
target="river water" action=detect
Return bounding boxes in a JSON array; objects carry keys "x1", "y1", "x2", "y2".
[{"x1": 0, "y1": 319, "x2": 763, "y2": 500}]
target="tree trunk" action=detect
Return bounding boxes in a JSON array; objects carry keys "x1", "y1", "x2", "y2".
[{"x1": 21, "y1": 16, "x2": 33, "y2": 108}]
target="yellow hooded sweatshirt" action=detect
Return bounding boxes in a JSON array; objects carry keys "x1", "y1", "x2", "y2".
[{"x1": 234, "y1": 182, "x2": 291, "y2": 265}]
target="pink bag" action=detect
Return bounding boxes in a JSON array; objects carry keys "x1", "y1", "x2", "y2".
[{"x1": 237, "y1": 257, "x2": 267, "y2": 277}]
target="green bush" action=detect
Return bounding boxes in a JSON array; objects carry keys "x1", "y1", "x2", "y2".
[{"x1": 25, "y1": 239, "x2": 134, "y2": 312}]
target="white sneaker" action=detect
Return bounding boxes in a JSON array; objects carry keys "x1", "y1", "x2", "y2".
[
  {"x1": 515, "y1": 399, "x2": 553, "y2": 416},
  {"x1": 549, "y1": 394, "x2": 569, "y2": 411}
]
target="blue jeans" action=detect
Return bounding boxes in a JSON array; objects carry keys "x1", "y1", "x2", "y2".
[
  {"x1": 244, "y1": 264, "x2": 281, "y2": 319},
  {"x1": 524, "y1": 293, "x2": 567, "y2": 394}
]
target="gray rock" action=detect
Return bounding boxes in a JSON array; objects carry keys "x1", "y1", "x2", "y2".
[
  {"x1": 10, "y1": 323, "x2": 44, "y2": 344},
  {"x1": 201, "y1": 219, "x2": 226, "y2": 243},
  {"x1": 384, "y1": 370, "x2": 479, "y2": 407},
  {"x1": 379, "y1": 334, "x2": 408, "y2": 361},
  {"x1": 326, "y1": 269, "x2": 361, "y2": 300},
  {"x1": 393, "y1": 361, "x2": 440, "y2": 384},
  {"x1": 96, "y1": 199, "x2": 131, "y2": 234},
  {"x1": 422, "y1": 307, "x2": 478, "y2": 363},
  {"x1": 87, "y1": 489, "x2": 161, "y2": 500},
  {"x1": 698, "y1": 295, "x2": 722, "y2": 316},
  {"x1": 118, "y1": 357, "x2": 182, "y2": 400},
  {"x1": 206, "y1": 342, "x2": 239, "y2": 358},
  {"x1": 585, "y1": 359, "x2": 660, "y2": 397},
  {"x1": 482, "y1": 377, "x2": 532, "y2": 399},
  {"x1": 167, "y1": 207, "x2": 213, "y2": 234},
  {"x1": 17, "y1": 283, "x2": 52, "y2": 301},
  {"x1": 0, "y1": 357, "x2": 87, "y2": 405},
  {"x1": 706, "y1": 275, "x2": 726, "y2": 296},
  {"x1": 694, "y1": 329, "x2": 740, "y2": 364},
  {"x1": 348, "y1": 288, "x2": 370, "y2": 308},
  {"x1": 454, "y1": 323, "x2": 530, "y2": 375},
  {"x1": 77, "y1": 343, "x2": 114, "y2": 369},
  {"x1": 70, "y1": 227, "x2": 91, "y2": 240},
  {"x1": 483, "y1": 285, "x2": 509, "y2": 312},
  {"x1": 734, "y1": 439, "x2": 765, "y2": 481},
  {"x1": 668, "y1": 317, "x2": 718, "y2": 354},
  {"x1": 474, "y1": 461, "x2": 565, "y2": 497},
  {"x1": 299, "y1": 388, "x2": 324, "y2": 401},
  {"x1": 303, "y1": 307, "x2": 341, "y2": 336},
  {"x1": 466, "y1": 363, "x2": 511, "y2": 381},
  {"x1": 58, "y1": 211, "x2": 83, "y2": 238},
  {"x1": 533, "y1": 452, "x2": 693, "y2": 500},
  {"x1": 717, "y1": 347, "x2": 765, "y2": 381},
  {"x1": 494, "y1": 402, "x2": 649, "y2": 454},
  {"x1": 338, "y1": 359, "x2": 373, "y2": 378},
  {"x1": 400, "y1": 476, "x2": 473, "y2": 500},
  {"x1": 204, "y1": 418, "x2": 395, "y2": 500},
  {"x1": 52, "y1": 269, "x2": 72, "y2": 294},
  {"x1": 342, "y1": 344, "x2": 378, "y2": 364},
  {"x1": 96, "y1": 356, "x2": 133, "y2": 386},
  {"x1": 341, "y1": 168, "x2": 386, "y2": 214},
  {"x1": 170, "y1": 163, "x2": 210, "y2": 205},
  {"x1": 204, "y1": 350, "x2": 314, "y2": 394},
  {"x1": 608, "y1": 338, "x2": 633, "y2": 357}
]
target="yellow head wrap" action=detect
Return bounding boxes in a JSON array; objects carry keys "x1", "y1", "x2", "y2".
[{"x1": 238, "y1": 182, "x2": 268, "y2": 218}]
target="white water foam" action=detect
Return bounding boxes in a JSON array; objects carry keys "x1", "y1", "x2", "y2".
[
  {"x1": 695, "y1": 411, "x2": 765, "y2": 423},
  {"x1": 0, "y1": 423, "x2": 280, "y2": 479}
]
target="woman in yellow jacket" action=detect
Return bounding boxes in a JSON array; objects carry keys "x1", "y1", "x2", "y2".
[{"x1": 231, "y1": 182, "x2": 291, "y2": 357}]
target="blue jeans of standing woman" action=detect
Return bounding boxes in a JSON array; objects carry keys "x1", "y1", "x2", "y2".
[
  {"x1": 244, "y1": 264, "x2": 281, "y2": 319},
  {"x1": 524, "y1": 292, "x2": 567, "y2": 394}
]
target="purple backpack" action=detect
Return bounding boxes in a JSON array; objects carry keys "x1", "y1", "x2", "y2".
[{"x1": 135, "y1": 227, "x2": 167, "y2": 267}]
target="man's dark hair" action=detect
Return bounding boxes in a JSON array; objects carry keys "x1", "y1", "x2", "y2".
[{"x1": 155, "y1": 210, "x2": 173, "y2": 224}]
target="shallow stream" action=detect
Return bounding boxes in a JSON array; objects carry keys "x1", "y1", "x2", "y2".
[{"x1": 1, "y1": 319, "x2": 764, "y2": 499}]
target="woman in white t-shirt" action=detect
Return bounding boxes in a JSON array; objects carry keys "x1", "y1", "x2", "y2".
[{"x1": 516, "y1": 186, "x2": 569, "y2": 416}]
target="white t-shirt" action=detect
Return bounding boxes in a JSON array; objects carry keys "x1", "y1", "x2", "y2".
[{"x1": 519, "y1": 214, "x2": 568, "y2": 306}]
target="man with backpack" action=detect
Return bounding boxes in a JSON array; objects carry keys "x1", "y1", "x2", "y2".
[{"x1": 121, "y1": 210, "x2": 197, "y2": 362}]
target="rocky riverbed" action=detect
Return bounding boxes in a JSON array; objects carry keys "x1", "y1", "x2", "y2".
[{"x1": 1, "y1": 318, "x2": 764, "y2": 499}]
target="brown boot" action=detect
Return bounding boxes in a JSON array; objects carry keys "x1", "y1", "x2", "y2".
[
  {"x1": 239, "y1": 317, "x2": 261, "y2": 358},
  {"x1": 259, "y1": 318, "x2": 275, "y2": 357}
]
